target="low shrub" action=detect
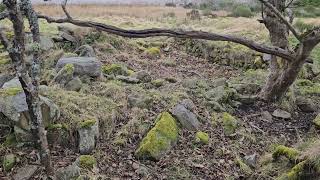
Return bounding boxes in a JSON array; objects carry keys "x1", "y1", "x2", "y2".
[{"x1": 231, "y1": 5, "x2": 254, "y2": 18}]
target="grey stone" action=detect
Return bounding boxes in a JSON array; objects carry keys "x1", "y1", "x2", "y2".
[
  {"x1": 3, "y1": 154, "x2": 16, "y2": 172},
  {"x1": 263, "y1": 54, "x2": 272, "y2": 61},
  {"x1": 25, "y1": 35, "x2": 54, "y2": 52},
  {"x1": 65, "y1": 77, "x2": 82, "y2": 92},
  {"x1": 0, "y1": 78, "x2": 60, "y2": 134},
  {"x1": 261, "y1": 111, "x2": 273, "y2": 122},
  {"x1": 13, "y1": 165, "x2": 39, "y2": 180},
  {"x1": 52, "y1": 64, "x2": 74, "y2": 85},
  {"x1": 244, "y1": 153, "x2": 257, "y2": 168},
  {"x1": 133, "y1": 70, "x2": 152, "y2": 83},
  {"x1": 56, "y1": 164, "x2": 81, "y2": 180},
  {"x1": 78, "y1": 120, "x2": 99, "y2": 155},
  {"x1": 56, "y1": 57, "x2": 102, "y2": 77},
  {"x1": 211, "y1": 77, "x2": 227, "y2": 88},
  {"x1": 61, "y1": 32, "x2": 77, "y2": 42},
  {"x1": 171, "y1": 104, "x2": 200, "y2": 131},
  {"x1": 272, "y1": 109, "x2": 292, "y2": 119},
  {"x1": 116, "y1": 75, "x2": 140, "y2": 84},
  {"x1": 75, "y1": 44, "x2": 96, "y2": 57},
  {"x1": 296, "y1": 97, "x2": 317, "y2": 113},
  {"x1": 128, "y1": 94, "x2": 153, "y2": 109},
  {"x1": 14, "y1": 126, "x2": 33, "y2": 142},
  {"x1": 0, "y1": 73, "x2": 14, "y2": 87},
  {"x1": 180, "y1": 99, "x2": 196, "y2": 112}
]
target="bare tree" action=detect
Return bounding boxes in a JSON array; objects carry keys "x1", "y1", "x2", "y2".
[
  {"x1": 0, "y1": 0, "x2": 53, "y2": 175},
  {"x1": 37, "y1": 0, "x2": 320, "y2": 102}
]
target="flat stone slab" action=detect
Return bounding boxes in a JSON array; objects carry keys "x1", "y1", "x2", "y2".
[{"x1": 56, "y1": 57, "x2": 102, "y2": 77}]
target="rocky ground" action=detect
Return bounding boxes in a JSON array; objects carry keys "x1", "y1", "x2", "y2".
[{"x1": 0, "y1": 21, "x2": 320, "y2": 180}]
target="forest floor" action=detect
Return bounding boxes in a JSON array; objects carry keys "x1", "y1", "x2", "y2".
[{"x1": 1, "y1": 5, "x2": 320, "y2": 180}]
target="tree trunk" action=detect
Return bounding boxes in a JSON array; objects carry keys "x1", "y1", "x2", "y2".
[{"x1": 259, "y1": 0, "x2": 298, "y2": 101}]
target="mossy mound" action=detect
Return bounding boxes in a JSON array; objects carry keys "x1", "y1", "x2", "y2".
[
  {"x1": 135, "y1": 112, "x2": 179, "y2": 160},
  {"x1": 151, "y1": 79, "x2": 165, "y2": 87},
  {"x1": 222, "y1": 112, "x2": 238, "y2": 135},
  {"x1": 102, "y1": 64, "x2": 129, "y2": 76},
  {"x1": 79, "y1": 155, "x2": 97, "y2": 170},
  {"x1": 195, "y1": 131, "x2": 209, "y2": 144},
  {"x1": 272, "y1": 145, "x2": 300, "y2": 162},
  {"x1": 313, "y1": 114, "x2": 320, "y2": 128},
  {"x1": 296, "y1": 79, "x2": 320, "y2": 96},
  {"x1": 145, "y1": 47, "x2": 161, "y2": 56}
]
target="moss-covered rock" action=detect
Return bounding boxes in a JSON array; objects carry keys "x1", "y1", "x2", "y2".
[
  {"x1": 222, "y1": 112, "x2": 238, "y2": 135},
  {"x1": 195, "y1": 131, "x2": 209, "y2": 144},
  {"x1": 151, "y1": 79, "x2": 165, "y2": 87},
  {"x1": 313, "y1": 114, "x2": 320, "y2": 128},
  {"x1": 3, "y1": 154, "x2": 16, "y2": 172},
  {"x1": 0, "y1": 87, "x2": 23, "y2": 97},
  {"x1": 145, "y1": 47, "x2": 160, "y2": 56},
  {"x1": 102, "y1": 64, "x2": 129, "y2": 76},
  {"x1": 235, "y1": 157, "x2": 253, "y2": 176},
  {"x1": 79, "y1": 119, "x2": 96, "y2": 129},
  {"x1": 272, "y1": 145, "x2": 300, "y2": 161},
  {"x1": 135, "y1": 112, "x2": 179, "y2": 160},
  {"x1": 79, "y1": 155, "x2": 97, "y2": 170}
]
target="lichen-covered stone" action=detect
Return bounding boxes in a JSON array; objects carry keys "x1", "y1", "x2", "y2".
[
  {"x1": 78, "y1": 119, "x2": 99, "y2": 154},
  {"x1": 3, "y1": 154, "x2": 16, "y2": 172},
  {"x1": 222, "y1": 112, "x2": 238, "y2": 135},
  {"x1": 56, "y1": 57, "x2": 102, "y2": 77},
  {"x1": 135, "y1": 112, "x2": 179, "y2": 160},
  {"x1": 55, "y1": 163, "x2": 80, "y2": 180},
  {"x1": 195, "y1": 131, "x2": 209, "y2": 144}
]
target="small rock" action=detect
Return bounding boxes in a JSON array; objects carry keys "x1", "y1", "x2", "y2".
[
  {"x1": 171, "y1": 104, "x2": 200, "y2": 131},
  {"x1": 61, "y1": 32, "x2": 77, "y2": 42},
  {"x1": 260, "y1": 111, "x2": 273, "y2": 122},
  {"x1": 3, "y1": 154, "x2": 16, "y2": 172},
  {"x1": 56, "y1": 57, "x2": 102, "y2": 77},
  {"x1": 116, "y1": 75, "x2": 140, "y2": 84},
  {"x1": 313, "y1": 114, "x2": 320, "y2": 128},
  {"x1": 75, "y1": 44, "x2": 96, "y2": 57},
  {"x1": 13, "y1": 165, "x2": 39, "y2": 180},
  {"x1": 296, "y1": 97, "x2": 316, "y2": 113},
  {"x1": 263, "y1": 54, "x2": 272, "y2": 61},
  {"x1": 244, "y1": 153, "x2": 257, "y2": 168},
  {"x1": 56, "y1": 164, "x2": 81, "y2": 180},
  {"x1": 272, "y1": 109, "x2": 292, "y2": 119},
  {"x1": 180, "y1": 99, "x2": 196, "y2": 112},
  {"x1": 65, "y1": 77, "x2": 82, "y2": 91},
  {"x1": 78, "y1": 120, "x2": 99, "y2": 154},
  {"x1": 52, "y1": 64, "x2": 74, "y2": 85},
  {"x1": 133, "y1": 70, "x2": 151, "y2": 83},
  {"x1": 0, "y1": 73, "x2": 14, "y2": 87}
]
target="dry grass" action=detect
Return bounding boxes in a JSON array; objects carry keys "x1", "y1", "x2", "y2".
[{"x1": 34, "y1": 4, "x2": 190, "y2": 19}]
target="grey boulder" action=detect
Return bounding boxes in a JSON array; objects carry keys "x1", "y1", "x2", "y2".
[
  {"x1": 78, "y1": 120, "x2": 99, "y2": 155},
  {"x1": 56, "y1": 57, "x2": 102, "y2": 77},
  {"x1": 171, "y1": 102, "x2": 200, "y2": 131}
]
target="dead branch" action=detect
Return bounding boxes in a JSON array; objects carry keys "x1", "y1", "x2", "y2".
[{"x1": 38, "y1": 14, "x2": 295, "y2": 61}]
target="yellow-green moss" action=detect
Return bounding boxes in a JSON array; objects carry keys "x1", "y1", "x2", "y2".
[
  {"x1": 3, "y1": 134, "x2": 16, "y2": 147},
  {"x1": 3, "y1": 154, "x2": 16, "y2": 172},
  {"x1": 63, "y1": 52, "x2": 78, "y2": 58},
  {"x1": 135, "y1": 112, "x2": 179, "y2": 160},
  {"x1": 0, "y1": 87, "x2": 23, "y2": 97},
  {"x1": 195, "y1": 131, "x2": 209, "y2": 144},
  {"x1": 313, "y1": 114, "x2": 320, "y2": 128},
  {"x1": 63, "y1": 64, "x2": 75, "y2": 75},
  {"x1": 145, "y1": 47, "x2": 161, "y2": 56},
  {"x1": 222, "y1": 112, "x2": 238, "y2": 135},
  {"x1": 0, "y1": 58, "x2": 10, "y2": 65},
  {"x1": 277, "y1": 161, "x2": 307, "y2": 180},
  {"x1": 151, "y1": 79, "x2": 165, "y2": 87},
  {"x1": 79, "y1": 120, "x2": 96, "y2": 129},
  {"x1": 273, "y1": 145, "x2": 300, "y2": 161},
  {"x1": 128, "y1": 69, "x2": 135, "y2": 76},
  {"x1": 79, "y1": 155, "x2": 97, "y2": 170},
  {"x1": 236, "y1": 157, "x2": 253, "y2": 175},
  {"x1": 102, "y1": 64, "x2": 128, "y2": 76}
]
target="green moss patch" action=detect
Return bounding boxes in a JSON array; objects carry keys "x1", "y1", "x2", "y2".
[
  {"x1": 64, "y1": 64, "x2": 75, "y2": 75},
  {"x1": 236, "y1": 157, "x2": 253, "y2": 175},
  {"x1": 272, "y1": 145, "x2": 300, "y2": 161},
  {"x1": 0, "y1": 87, "x2": 23, "y2": 97},
  {"x1": 79, "y1": 155, "x2": 97, "y2": 170},
  {"x1": 135, "y1": 112, "x2": 179, "y2": 160},
  {"x1": 222, "y1": 112, "x2": 238, "y2": 135},
  {"x1": 79, "y1": 119, "x2": 96, "y2": 129},
  {"x1": 313, "y1": 114, "x2": 320, "y2": 128},
  {"x1": 145, "y1": 47, "x2": 160, "y2": 56},
  {"x1": 102, "y1": 64, "x2": 129, "y2": 76},
  {"x1": 195, "y1": 131, "x2": 209, "y2": 144},
  {"x1": 151, "y1": 79, "x2": 165, "y2": 87}
]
